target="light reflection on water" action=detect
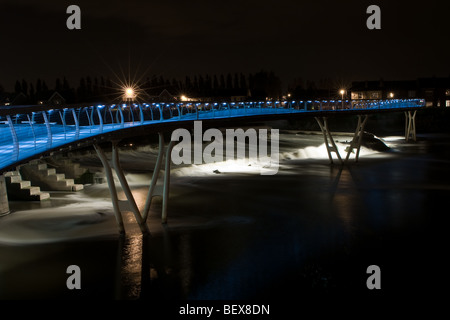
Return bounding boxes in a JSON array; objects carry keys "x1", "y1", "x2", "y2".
[
  {"x1": 118, "y1": 232, "x2": 143, "y2": 299},
  {"x1": 330, "y1": 168, "x2": 359, "y2": 232}
]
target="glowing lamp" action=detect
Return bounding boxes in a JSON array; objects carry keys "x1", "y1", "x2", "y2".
[{"x1": 125, "y1": 87, "x2": 135, "y2": 99}]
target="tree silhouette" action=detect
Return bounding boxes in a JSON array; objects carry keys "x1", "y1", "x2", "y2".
[
  {"x1": 55, "y1": 78, "x2": 62, "y2": 92},
  {"x1": 7, "y1": 70, "x2": 288, "y2": 104},
  {"x1": 29, "y1": 83, "x2": 35, "y2": 102},
  {"x1": 14, "y1": 81, "x2": 22, "y2": 94},
  {"x1": 21, "y1": 79, "x2": 28, "y2": 96}
]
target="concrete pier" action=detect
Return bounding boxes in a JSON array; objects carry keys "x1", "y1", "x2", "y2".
[{"x1": 0, "y1": 175, "x2": 10, "y2": 216}]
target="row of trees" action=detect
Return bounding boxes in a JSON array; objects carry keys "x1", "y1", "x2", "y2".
[
  {"x1": 2, "y1": 71, "x2": 283, "y2": 104},
  {"x1": 1, "y1": 71, "x2": 345, "y2": 105}
]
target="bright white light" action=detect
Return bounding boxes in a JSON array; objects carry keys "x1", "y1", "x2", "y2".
[
  {"x1": 125, "y1": 87, "x2": 135, "y2": 99},
  {"x1": 340, "y1": 89, "x2": 345, "y2": 95}
]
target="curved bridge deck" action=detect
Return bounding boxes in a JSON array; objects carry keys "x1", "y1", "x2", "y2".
[{"x1": 0, "y1": 99, "x2": 425, "y2": 172}]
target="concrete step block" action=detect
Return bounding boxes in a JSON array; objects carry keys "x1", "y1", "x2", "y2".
[
  {"x1": 23, "y1": 186, "x2": 41, "y2": 196},
  {"x1": 38, "y1": 192, "x2": 51, "y2": 201},
  {"x1": 4, "y1": 171, "x2": 20, "y2": 177},
  {"x1": 44, "y1": 168, "x2": 57, "y2": 176},
  {"x1": 71, "y1": 184, "x2": 84, "y2": 191},
  {"x1": 4, "y1": 170, "x2": 51, "y2": 201},
  {"x1": 47, "y1": 173, "x2": 65, "y2": 181},
  {"x1": 5, "y1": 175, "x2": 22, "y2": 184},
  {"x1": 55, "y1": 181, "x2": 71, "y2": 189},
  {"x1": 18, "y1": 180, "x2": 31, "y2": 188},
  {"x1": 37, "y1": 163, "x2": 48, "y2": 170}
]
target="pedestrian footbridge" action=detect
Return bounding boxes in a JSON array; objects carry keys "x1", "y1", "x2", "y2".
[{"x1": 0, "y1": 99, "x2": 425, "y2": 227}]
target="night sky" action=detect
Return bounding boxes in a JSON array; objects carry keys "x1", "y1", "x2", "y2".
[{"x1": 1, "y1": 0, "x2": 449, "y2": 91}]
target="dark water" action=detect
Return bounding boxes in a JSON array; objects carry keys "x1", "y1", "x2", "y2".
[{"x1": 0, "y1": 130, "x2": 449, "y2": 303}]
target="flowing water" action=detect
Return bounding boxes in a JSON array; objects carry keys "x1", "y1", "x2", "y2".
[{"x1": 0, "y1": 129, "x2": 449, "y2": 300}]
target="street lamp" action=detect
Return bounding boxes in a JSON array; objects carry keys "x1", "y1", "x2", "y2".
[
  {"x1": 340, "y1": 89, "x2": 345, "y2": 108},
  {"x1": 124, "y1": 87, "x2": 136, "y2": 103},
  {"x1": 389, "y1": 92, "x2": 394, "y2": 99},
  {"x1": 123, "y1": 87, "x2": 136, "y2": 116},
  {"x1": 125, "y1": 87, "x2": 134, "y2": 99}
]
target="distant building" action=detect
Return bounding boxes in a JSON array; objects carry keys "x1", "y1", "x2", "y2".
[
  {"x1": 38, "y1": 91, "x2": 66, "y2": 106},
  {"x1": 419, "y1": 77, "x2": 450, "y2": 107},
  {"x1": 11, "y1": 92, "x2": 28, "y2": 105},
  {"x1": 176, "y1": 88, "x2": 251, "y2": 103},
  {"x1": 158, "y1": 89, "x2": 176, "y2": 102},
  {"x1": 230, "y1": 95, "x2": 247, "y2": 102},
  {"x1": 350, "y1": 77, "x2": 450, "y2": 107},
  {"x1": 0, "y1": 94, "x2": 11, "y2": 106},
  {"x1": 230, "y1": 88, "x2": 250, "y2": 102}
]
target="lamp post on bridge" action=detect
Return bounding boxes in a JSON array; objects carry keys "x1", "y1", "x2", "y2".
[
  {"x1": 340, "y1": 89, "x2": 346, "y2": 109},
  {"x1": 124, "y1": 87, "x2": 135, "y2": 104},
  {"x1": 124, "y1": 87, "x2": 136, "y2": 122}
]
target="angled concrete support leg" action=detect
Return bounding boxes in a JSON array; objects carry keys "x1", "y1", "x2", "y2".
[
  {"x1": 162, "y1": 140, "x2": 176, "y2": 224},
  {"x1": 315, "y1": 117, "x2": 343, "y2": 164},
  {"x1": 112, "y1": 142, "x2": 149, "y2": 235},
  {"x1": 143, "y1": 132, "x2": 165, "y2": 223},
  {"x1": 345, "y1": 115, "x2": 369, "y2": 163},
  {"x1": 94, "y1": 143, "x2": 125, "y2": 234},
  {"x1": 142, "y1": 133, "x2": 177, "y2": 225},
  {"x1": 96, "y1": 133, "x2": 177, "y2": 230},
  {"x1": 405, "y1": 110, "x2": 417, "y2": 142},
  {"x1": 0, "y1": 175, "x2": 10, "y2": 217}
]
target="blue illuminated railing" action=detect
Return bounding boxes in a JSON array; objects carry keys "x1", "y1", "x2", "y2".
[{"x1": 0, "y1": 99, "x2": 425, "y2": 171}]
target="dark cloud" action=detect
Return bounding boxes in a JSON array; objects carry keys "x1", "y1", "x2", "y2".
[{"x1": 0, "y1": 0, "x2": 449, "y2": 91}]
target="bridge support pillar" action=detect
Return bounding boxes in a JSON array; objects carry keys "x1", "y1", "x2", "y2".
[
  {"x1": 162, "y1": 140, "x2": 176, "y2": 224},
  {"x1": 0, "y1": 175, "x2": 10, "y2": 217},
  {"x1": 142, "y1": 132, "x2": 164, "y2": 223},
  {"x1": 94, "y1": 132, "x2": 176, "y2": 234},
  {"x1": 315, "y1": 115, "x2": 369, "y2": 165},
  {"x1": 345, "y1": 115, "x2": 369, "y2": 163},
  {"x1": 315, "y1": 117, "x2": 342, "y2": 164},
  {"x1": 111, "y1": 141, "x2": 149, "y2": 234},
  {"x1": 405, "y1": 110, "x2": 417, "y2": 142},
  {"x1": 93, "y1": 143, "x2": 125, "y2": 234}
]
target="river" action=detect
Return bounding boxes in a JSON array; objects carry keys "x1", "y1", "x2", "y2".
[{"x1": 0, "y1": 127, "x2": 448, "y2": 301}]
